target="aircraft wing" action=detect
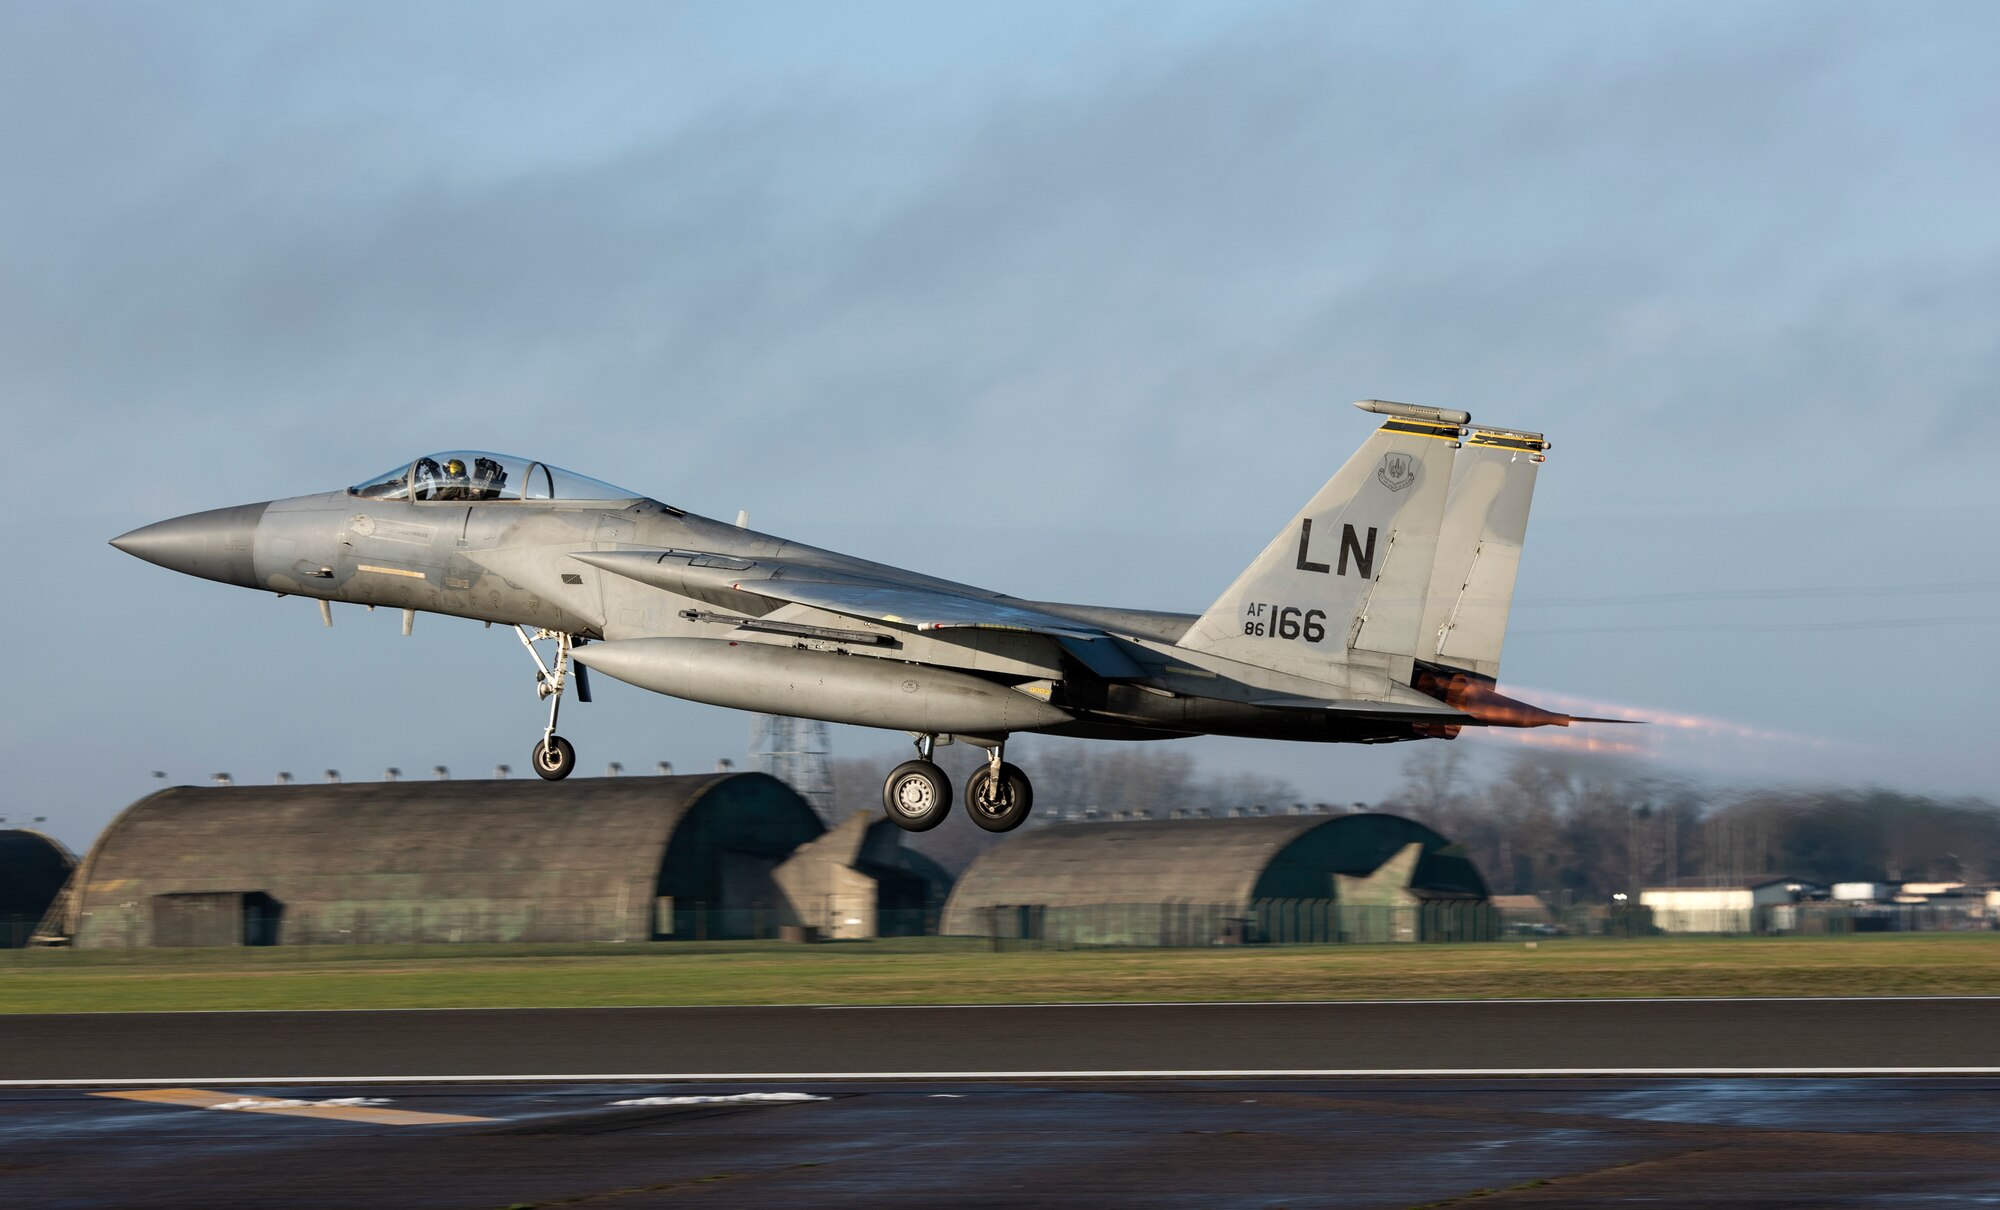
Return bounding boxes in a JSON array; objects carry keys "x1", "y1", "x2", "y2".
[
  {"x1": 572, "y1": 549, "x2": 1146, "y2": 676},
  {"x1": 745, "y1": 578, "x2": 1107, "y2": 639}
]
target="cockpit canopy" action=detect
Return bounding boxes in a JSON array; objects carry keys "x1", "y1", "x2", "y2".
[{"x1": 348, "y1": 452, "x2": 639, "y2": 504}]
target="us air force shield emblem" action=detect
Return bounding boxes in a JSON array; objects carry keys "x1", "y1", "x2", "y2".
[{"x1": 1375, "y1": 452, "x2": 1416, "y2": 492}]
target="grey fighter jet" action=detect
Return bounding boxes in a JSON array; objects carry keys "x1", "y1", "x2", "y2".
[{"x1": 111, "y1": 401, "x2": 1619, "y2": 833}]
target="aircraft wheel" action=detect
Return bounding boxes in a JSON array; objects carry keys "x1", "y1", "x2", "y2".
[
  {"x1": 966, "y1": 762, "x2": 1033, "y2": 833},
  {"x1": 882, "y1": 760, "x2": 952, "y2": 832},
  {"x1": 532, "y1": 735, "x2": 577, "y2": 781}
]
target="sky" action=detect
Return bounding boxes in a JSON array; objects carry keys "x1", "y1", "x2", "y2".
[{"x1": 3, "y1": 0, "x2": 1997, "y2": 851}]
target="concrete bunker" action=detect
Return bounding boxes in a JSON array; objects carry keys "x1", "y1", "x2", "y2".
[
  {"x1": 940, "y1": 812, "x2": 1493, "y2": 945},
  {"x1": 57, "y1": 773, "x2": 824, "y2": 947},
  {"x1": 773, "y1": 811, "x2": 956, "y2": 939},
  {"x1": 1, "y1": 829, "x2": 77, "y2": 947}
]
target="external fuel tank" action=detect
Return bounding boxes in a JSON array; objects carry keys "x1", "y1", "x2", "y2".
[{"x1": 573, "y1": 638, "x2": 1072, "y2": 734}]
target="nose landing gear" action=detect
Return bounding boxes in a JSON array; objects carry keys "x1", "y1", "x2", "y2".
[
  {"x1": 532, "y1": 734, "x2": 577, "y2": 780},
  {"x1": 516, "y1": 627, "x2": 589, "y2": 781}
]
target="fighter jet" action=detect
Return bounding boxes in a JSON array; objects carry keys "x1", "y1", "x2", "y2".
[{"x1": 111, "y1": 400, "x2": 1617, "y2": 833}]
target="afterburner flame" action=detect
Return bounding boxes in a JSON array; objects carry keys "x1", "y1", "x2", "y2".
[{"x1": 1462, "y1": 686, "x2": 1829, "y2": 764}]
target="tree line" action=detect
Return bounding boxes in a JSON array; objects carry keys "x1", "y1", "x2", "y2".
[
  {"x1": 825, "y1": 738, "x2": 1999, "y2": 899},
  {"x1": 1381, "y1": 746, "x2": 2000, "y2": 903}
]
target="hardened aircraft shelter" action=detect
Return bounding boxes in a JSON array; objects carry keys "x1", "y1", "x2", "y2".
[
  {"x1": 54, "y1": 773, "x2": 825, "y2": 946},
  {"x1": 940, "y1": 812, "x2": 1493, "y2": 944},
  {"x1": 1, "y1": 829, "x2": 76, "y2": 947}
]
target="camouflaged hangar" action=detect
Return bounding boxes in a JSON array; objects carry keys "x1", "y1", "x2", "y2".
[
  {"x1": 56, "y1": 773, "x2": 829, "y2": 947},
  {"x1": 1, "y1": 829, "x2": 77, "y2": 947},
  {"x1": 939, "y1": 812, "x2": 1494, "y2": 944}
]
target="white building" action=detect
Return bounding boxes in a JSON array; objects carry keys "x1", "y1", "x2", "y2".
[
  {"x1": 1897, "y1": 881, "x2": 1968, "y2": 903},
  {"x1": 1639, "y1": 877, "x2": 1795, "y2": 933}
]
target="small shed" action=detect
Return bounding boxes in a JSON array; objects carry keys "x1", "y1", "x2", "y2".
[
  {"x1": 1490, "y1": 894, "x2": 1558, "y2": 931},
  {"x1": 773, "y1": 811, "x2": 956, "y2": 939},
  {"x1": 1639, "y1": 876, "x2": 1796, "y2": 933}
]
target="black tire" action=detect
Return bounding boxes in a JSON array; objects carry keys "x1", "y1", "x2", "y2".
[
  {"x1": 532, "y1": 735, "x2": 577, "y2": 781},
  {"x1": 966, "y1": 762, "x2": 1033, "y2": 833},
  {"x1": 882, "y1": 760, "x2": 953, "y2": 832}
]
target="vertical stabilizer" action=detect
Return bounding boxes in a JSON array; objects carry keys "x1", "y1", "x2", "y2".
[
  {"x1": 1179, "y1": 401, "x2": 1464, "y2": 697},
  {"x1": 1419, "y1": 426, "x2": 1548, "y2": 680}
]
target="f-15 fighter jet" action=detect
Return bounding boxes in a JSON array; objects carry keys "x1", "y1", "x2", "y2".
[{"x1": 111, "y1": 400, "x2": 1617, "y2": 833}]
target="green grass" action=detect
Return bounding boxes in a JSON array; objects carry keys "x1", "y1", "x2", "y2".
[{"x1": 2, "y1": 934, "x2": 1997, "y2": 1014}]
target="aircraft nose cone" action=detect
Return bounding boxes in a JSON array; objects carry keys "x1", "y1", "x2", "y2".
[{"x1": 111, "y1": 502, "x2": 271, "y2": 587}]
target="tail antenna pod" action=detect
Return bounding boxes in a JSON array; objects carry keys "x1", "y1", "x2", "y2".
[{"x1": 1353, "y1": 399, "x2": 1472, "y2": 427}]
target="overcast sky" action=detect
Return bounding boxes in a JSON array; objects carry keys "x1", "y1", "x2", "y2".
[{"x1": 4, "y1": 1, "x2": 1996, "y2": 850}]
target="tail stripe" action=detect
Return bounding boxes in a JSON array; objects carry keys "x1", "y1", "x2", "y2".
[
  {"x1": 1380, "y1": 420, "x2": 1464, "y2": 441},
  {"x1": 1467, "y1": 432, "x2": 1550, "y2": 453}
]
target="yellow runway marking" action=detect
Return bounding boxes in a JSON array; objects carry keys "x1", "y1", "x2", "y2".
[{"x1": 93, "y1": 1087, "x2": 489, "y2": 1126}]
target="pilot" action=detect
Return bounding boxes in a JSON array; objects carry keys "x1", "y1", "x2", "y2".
[{"x1": 437, "y1": 458, "x2": 471, "y2": 501}]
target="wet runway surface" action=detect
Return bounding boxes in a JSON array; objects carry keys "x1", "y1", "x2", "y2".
[
  {"x1": 6, "y1": 1077, "x2": 2000, "y2": 1208},
  {"x1": 8, "y1": 997, "x2": 2000, "y2": 1082},
  {"x1": 11, "y1": 1001, "x2": 2000, "y2": 1206}
]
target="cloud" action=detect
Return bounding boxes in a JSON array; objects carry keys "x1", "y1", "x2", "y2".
[{"x1": 4, "y1": 1, "x2": 1997, "y2": 847}]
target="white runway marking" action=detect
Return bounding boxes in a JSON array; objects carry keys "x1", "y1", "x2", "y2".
[
  {"x1": 91, "y1": 1087, "x2": 490, "y2": 1124},
  {"x1": 13, "y1": 1067, "x2": 2000, "y2": 1088},
  {"x1": 609, "y1": 1092, "x2": 828, "y2": 1106},
  {"x1": 807, "y1": 995, "x2": 2000, "y2": 1009},
  {"x1": 210, "y1": 1096, "x2": 390, "y2": 1110}
]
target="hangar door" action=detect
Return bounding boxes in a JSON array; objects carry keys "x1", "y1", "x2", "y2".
[{"x1": 151, "y1": 892, "x2": 284, "y2": 947}]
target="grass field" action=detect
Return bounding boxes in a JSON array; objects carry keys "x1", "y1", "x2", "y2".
[{"x1": 2, "y1": 933, "x2": 1997, "y2": 1013}]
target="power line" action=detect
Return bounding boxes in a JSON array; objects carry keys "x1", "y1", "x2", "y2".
[
  {"x1": 1518, "y1": 582, "x2": 2000, "y2": 608},
  {"x1": 1512, "y1": 615, "x2": 2000, "y2": 637}
]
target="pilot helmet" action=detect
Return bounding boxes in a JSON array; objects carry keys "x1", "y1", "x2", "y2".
[{"x1": 445, "y1": 459, "x2": 466, "y2": 476}]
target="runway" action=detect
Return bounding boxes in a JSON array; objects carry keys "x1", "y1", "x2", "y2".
[
  {"x1": 6, "y1": 996, "x2": 2000, "y2": 1084},
  {"x1": 7, "y1": 1077, "x2": 2000, "y2": 1208},
  {"x1": 9, "y1": 1000, "x2": 2000, "y2": 1206}
]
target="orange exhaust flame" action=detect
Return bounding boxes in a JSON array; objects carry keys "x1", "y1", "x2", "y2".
[
  {"x1": 1459, "y1": 686, "x2": 1839, "y2": 769},
  {"x1": 1500, "y1": 687, "x2": 1826, "y2": 747},
  {"x1": 1470, "y1": 728, "x2": 1647, "y2": 757}
]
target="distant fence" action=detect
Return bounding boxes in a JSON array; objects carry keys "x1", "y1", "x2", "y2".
[
  {"x1": 52, "y1": 900, "x2": 1496, "y2": 948},
  {"x1": 1548, "y1": 902, "x2": 1998, "y2": 937},
  {"x1": 1, "y1": 914, "x2": 43, "y2": 949},
  {"x1": 36, "y1": 898, "x2": 1997, "y2": 949},
  {"x1": 59, "y1": 901, "x2": 941, "y2": 948},
  {"x1": 967, "y1": 900, "x2": 1502, "y2": 949}
]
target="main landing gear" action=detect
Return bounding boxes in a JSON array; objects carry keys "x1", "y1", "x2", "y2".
[
  {"x1": 882, "y1": 734, "x2": 952, "y2": 832},
  {"x1": 881, "y1": 735, "x2": 1035, "y2": 834},
  {"x1": 966, "y1": 746, "x2": 1033, "y2": 834},
  {"x1": 516, "y1": 627, "x2": 590, "y2": 781}
]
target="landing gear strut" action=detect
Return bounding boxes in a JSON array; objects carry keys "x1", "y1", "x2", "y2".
[
  {"x1": 965, "y1": 741, "x2": 1033, "y2": 833},
  {"x1": 878, "y1": 735, "x2": 1037, "y2": 834},
  {"x1": 881, "y1": 734, "x2": 951, "y2": 832},
  {"x1": 516, "y1": 627, "x2": 589, "y2": 781}
]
